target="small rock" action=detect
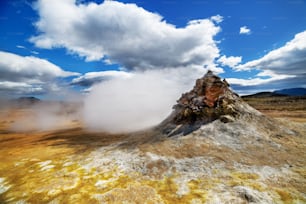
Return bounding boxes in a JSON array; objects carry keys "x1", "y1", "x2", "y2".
[
  {"x1": 234, "y1": 186, "x2": 274, "y2": 204},
  {"x1": 220, "y1": 115, "x2": 235, "y2": 123}
]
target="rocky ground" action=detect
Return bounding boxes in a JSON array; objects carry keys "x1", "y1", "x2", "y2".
[{"x1": 0, "y1": 72, "x2": 305, "y2": 204}]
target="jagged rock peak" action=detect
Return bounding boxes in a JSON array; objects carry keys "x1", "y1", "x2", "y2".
[
  {"x1": 173, "y1": 70, "x2": 239, "y2": 122},
  {"x1": 159, "y1": 70, "x2": 258, "y2": 136}
]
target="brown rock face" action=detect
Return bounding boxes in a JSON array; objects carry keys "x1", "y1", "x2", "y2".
[
  {"x1": 159, "y1": 70, "x2": 241, "y2": 136},
  {"x1": 178, "y1": 70, "x2": 227, "y2": 108}
]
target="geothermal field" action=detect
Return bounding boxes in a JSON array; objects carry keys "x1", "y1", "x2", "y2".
[
  {"x1": 0, "y1": 73, "x2": 305, "y2": 203},
  {"x1": 1, "y1": 0, "x2": 306, "y2": 203}
]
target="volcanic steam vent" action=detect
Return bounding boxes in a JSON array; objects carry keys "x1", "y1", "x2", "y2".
[{"x1": 159, "y1": 70, "x2": 260, "y2": 136}]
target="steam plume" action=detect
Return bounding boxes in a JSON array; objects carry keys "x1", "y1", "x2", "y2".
[{"x1": 83, "y1": 68, "x2": 205, "y2": 133}]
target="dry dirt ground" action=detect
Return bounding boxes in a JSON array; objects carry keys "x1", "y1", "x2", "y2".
[
  {"x1": 0, "y1": 98, "x2": 305, "y2": 204},
  {"x1": 243, "y1": 96, "x2": 306, "y2": 123}
]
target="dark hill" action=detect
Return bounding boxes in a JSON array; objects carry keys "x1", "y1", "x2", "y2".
[
  {"x1": 274, "y1": 88, "x2": 306, "y2": 96},
  {"x1": 242, "y1": 92, "x2": 287, "y2": 98},
  {"x1": 12, "y1": 96, "x2": 41, "y2": 107},
  {"x1": 243, "y1": 88, "x2": 306, "y2": 98}
]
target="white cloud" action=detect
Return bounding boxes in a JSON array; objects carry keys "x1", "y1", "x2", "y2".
[
  {"x1": 0, "y1": 82, "x2": 46, "y2": 97},
  {"x1": 227, "y1": 72, "x2": 295, "y2": 86},
  {"x1": 217, "y1": 55, "x2": 242, "y2": 68},
  {"x1": 0, "y1": 51, "x2": 79, "y2": 95},
  {"x1": 239, "y1": 26, "x2": 251, "y2": 35},
  {"x1": 0, "y1": 81, "x2": 45, "y2": 96},
  {"x1": 0, "y1": 51, "x2": 78, "y2": 81},
  {"x1": 28, "y1": 1, "x2": 226, "y2": 131},
  {"x1": 31, "y1": 51, "x2": 39, "y2": 55},
  {"x1": 227, "y1": 30, "x2": 306, "y2": 93},
  {"x1": 210, "y1": 15, "x2": 223, "y2": 24},
  {"x1": 30, "y1": 0, "x2": 221, "y2": 71},
  {"x1": 229, "y1": 74, "x2": 305, "y2": 95},
  {"x1": 71, "y1": 70, "x2": 133, "y2": 87},
  {"x1": 0, "y1": 81, "x2": 32, "y2": 89},
  {"x1": 16, "y1": 45, "x2": 40, "y2": 55},
  {"x1": 16, "y1": 45, "x2": 26, "y2": 49},
  {"x1": 235, "y1": 30, "x2": 306, "y2": 75}
]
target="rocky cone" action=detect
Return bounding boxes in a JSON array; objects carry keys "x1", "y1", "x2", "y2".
[{"x1": 159, "y1": 70, "x2": 261, "y2": 136}]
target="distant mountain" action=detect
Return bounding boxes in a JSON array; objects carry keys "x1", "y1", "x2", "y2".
[
  {"x1": 16, "y1": 96, "x2": 40, "y2": 103},
  {"x1": 242, "y1": 88, "x2": 306, "y2": 98},
  {"x1": 242, "y1": 92, "x2": 286, "y2": 98},
  {"x1": 273, "y1": 88, "x2": 306, "y2": 96},
  {"x1": 12, "y1": 96, "x2": 41, "y2": 107}
]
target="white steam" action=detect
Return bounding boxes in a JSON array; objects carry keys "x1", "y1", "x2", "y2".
[
  {"x1": 83, "y1": 68, "x2": 205, "y2": 133},
  {"x1": 10, "y1": 102, "x2": 81, "y2": 132}
]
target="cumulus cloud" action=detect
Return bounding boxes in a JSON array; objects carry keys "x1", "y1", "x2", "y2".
[
  {"x1": 30, "y1": 0, "x2": 221, "y2": 70},
  {"x1": 217, "y1": 55, "x2": 242, "y2": 68},
  {"x1": 83, "y1": 67, "x2": 207, "y2": 133},
  {"x1": 239, "y1": 26, "x2": 251, "y2": 35},
  {"x1": 0, "y1": 51, "x2": 79, "y2": 95},
  {"x1": 230, "y1": 74, "x2": 306, "y2": 95},
  {"x1": 0, "y1": 81, "x2": 44, "y2": 95},
  {"x1": 235, "y1": 30, "x2": 306, "y2": 75},
  {"x1": 227, "y1": 72, "x2": 295, "y2": 86},
  {"x1": 227, "y1": 30, "x2": 306, "y2": 93},
  {"x1": 0, "y1": 51, "x2": 77, "y2": 82},
  {"x1": 227, "y1": 70, "x2": 295, "y2": 95},
  {"x1": 71, "y1": 70, "x2": 133, "y2": 87},
  {"x1": 29, "y1": 0, "x2": 226, "y2": 131}
]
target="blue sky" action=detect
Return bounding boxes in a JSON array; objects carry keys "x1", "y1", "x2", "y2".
[{"x1": 1, "y1": 0, "x2": 306, "y2": 98}]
